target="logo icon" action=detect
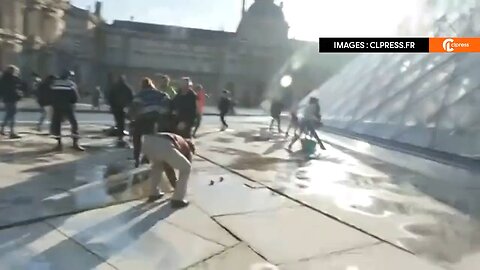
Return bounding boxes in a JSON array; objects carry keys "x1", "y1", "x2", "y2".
[{"x1": 443, "y1": 38, "x2": 454, "y2": 52}]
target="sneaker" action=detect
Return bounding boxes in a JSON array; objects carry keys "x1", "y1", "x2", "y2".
[
  {"x1": 72, "y1": 144, "x2": 85, "y2": 152},
  {"x1": 146, "y1": 193, "x2": 165, "y2": 203},
  {"x1": 9, "y1": 134, "x2": 21, "y2": 139},
  {"x1": 171, "y1": 200, "x2": 189, "y2": 208}
]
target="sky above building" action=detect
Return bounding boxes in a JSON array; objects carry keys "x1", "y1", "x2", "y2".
[{"x1": 70, "y1": 0, "x2": 425, "y2": 41}]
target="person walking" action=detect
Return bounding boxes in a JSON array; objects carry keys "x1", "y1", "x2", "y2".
[
  {"x1": 108, "y1": 76, "x2": 134, "y2": 146},
  {"x1": 0, "y1": 65, "x2": 25, "y2": 139},
  {"x1": 287, "y1": 97, "x2": 326, "y2": 152},
  {"x1": 192, "y1": 84, "x2": 208, "y2": 138},
  {"x1": 285, "y1": 104, "x2": 300, "y2": 138},
  {"x1": 171, "y1": 77, "x2": 197, "y2": 138},
  {"x1": 269, "y1": 99, "x2": 284, "y2": 133},
  {"x1": 36, "y1": 75, "x2": 55, "y2": 132},
  {"x1": 142, "y1": 132, "x2": 195, "y2": 208},
  {"x1": 50, "y1": 70, "x2": 84, "y2": 151},
  {"x1": 128, "y1": 77, "x2": 170, "y2": 167},
  {"x1": 218, "y1": 90, "x2": 232, "y2": 131},
  {"x1": 91, "y1": 86, "x2": 102, "y2": 110}
]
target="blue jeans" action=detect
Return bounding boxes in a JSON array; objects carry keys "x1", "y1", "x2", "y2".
[{"x1": 1, "y1": 102, "x2": 17, "y2": 133}]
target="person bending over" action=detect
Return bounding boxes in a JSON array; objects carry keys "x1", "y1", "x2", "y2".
[{"x1": 143, "y1": 132, "x2": 195, "y2": 208}]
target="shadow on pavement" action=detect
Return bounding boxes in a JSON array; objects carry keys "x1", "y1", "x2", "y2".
[
  {"x1": 208, "y1": 146, "x2": 293, "y2": 171},
  {"x1": 0, "y1": 146, "x2": 154, "y2": 228},
  {"x1": 34, "y1": 201, "x2": 177, "y2": 269}
]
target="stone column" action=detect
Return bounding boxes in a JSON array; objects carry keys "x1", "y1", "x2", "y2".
[
  {"x1": 24, "y1": 1, "x2": 43, "y2": 39},
  {"x1": 44, "y1": 8, "x2": 64, "y2": 44},
  {"x1": 1, "y1": 39, "x2": 22, "y2": 67},
  {"x1": 1, "y1": 0, "x2": 14, "y2": 32},
  {"x1": 11, "y1": 0, "x2": 24, "y2": 34},
  {"x1": 0, "y1": 0, "x2": 5, "y2": 30}
]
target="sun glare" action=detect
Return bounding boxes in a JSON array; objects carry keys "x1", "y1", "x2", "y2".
[
  {"x1": 280, "y1": 75, "x2": 293, "y2": 88},
  {"x1": 284, "y1": 0, "x2": 425, "y2": 40}
]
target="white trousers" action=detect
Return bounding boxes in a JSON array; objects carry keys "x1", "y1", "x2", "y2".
[{"x1": 143, "y1": 135, "x2": 191, "y2": 201}]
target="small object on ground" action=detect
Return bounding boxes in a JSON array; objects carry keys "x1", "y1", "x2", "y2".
[
  {"x1": 171, "y1": 200, "x2": 189, "y2": 208},
  {"x1": 219, "y1": 177, "x2": 224, "y2": 182},
  {"x1": 147, "y1": 193, "x2": 165, "y2": 203},
  {"x1": 301, "y1": 138, "x2": 316, "y2": 156},
  {"x1": 9, "y1": 134, "x2": 21, "y2": 139},
  {"x1": 209, "y1": 180, "x2": 215, "y2": 186}
]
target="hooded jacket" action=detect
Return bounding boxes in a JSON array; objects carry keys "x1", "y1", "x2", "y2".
[{"x1": 0, "y1": 73, "x2": 24, "y2": 103}]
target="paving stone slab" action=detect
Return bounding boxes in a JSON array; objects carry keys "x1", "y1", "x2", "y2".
[
  {"x1": 47, "y1": 201, "x2": 230, "y2": 270},
  {"x1": 191, "y1": 173, "x2": 297, "y2": 217},
  {"x1": 280, "y1": 243, "x2": 444, "y2": 270},
  {"x1": 216, "y1": 207, "x2": 378, "y2": 265},
  {"x1": 0, "y1": 222, "x2": 114, "y2": 270},
  {"x1": 187, "y1": 243, "x2": 275, "y2": 270}
]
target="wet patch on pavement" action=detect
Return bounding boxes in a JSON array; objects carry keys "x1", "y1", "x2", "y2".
[
  {"x1": 208, "y1": 146, "x2": 294, "y2": 171},
  {"x1": 0, "y1": 147, "x2": 156, "y2": 229},
  {"x1": 197, "y1": 123, "x2": 480, "y2": 268}
]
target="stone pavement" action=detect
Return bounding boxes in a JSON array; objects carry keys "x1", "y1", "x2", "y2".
[
  {"x1": 195, "y1": 122, "x2": 480, "y2": 270},
  {"x1": 0, "y1": 123, "x2": 450, "y2": 269}
]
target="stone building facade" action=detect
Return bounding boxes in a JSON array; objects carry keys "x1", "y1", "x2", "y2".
[
  {"x1": 0, "y1": 0, "x2": 67, "y2": 76},
  {"x1": 0, "y1": 0, "x2": 353, "y2": 107}
]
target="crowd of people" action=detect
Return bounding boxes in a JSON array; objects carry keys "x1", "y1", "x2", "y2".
[
  {"x1": 0, "y1": 65, "x2": 237, "y2": 208},
  {"x1": 1, "y1": 64, "x2": 327, "y2": 207},
  {"x1": 268, "y1": 96, "x2": 327, "y2": 152}
]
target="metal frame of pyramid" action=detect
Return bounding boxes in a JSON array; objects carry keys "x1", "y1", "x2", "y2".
[{"x1": 302, "y1": 3, "x2": 480, "y2": 157}]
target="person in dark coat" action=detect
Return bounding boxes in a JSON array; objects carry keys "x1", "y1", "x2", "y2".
[
  {"x1": 0, "y1": 65, "x2": 25, "y2": 138},
  {"x1": 171, "y1": 77, "x2": 197, "y2": 138},
  {"x1": 218, "y1": 90, "x2": 232, "y2": 131},
  {"x1": 108, "y1": 75, "x2": 133, "y2": 145},
  {"x1": 269, "y1": 99, "x2": 284, "y2": 133},
  {"x1": 35, "y1": 75, "x2": 55, "y2": 132},
  {"x1": 50, "y1": 70, "x2": 83, "y2": 151},
  {"x1": 91, "y1": 86, "x2": 102, "y2": 110}
]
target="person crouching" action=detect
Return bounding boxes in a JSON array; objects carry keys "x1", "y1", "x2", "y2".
[{"x1": 142, "y1": 132, "x2": 195, "y2": 208}]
